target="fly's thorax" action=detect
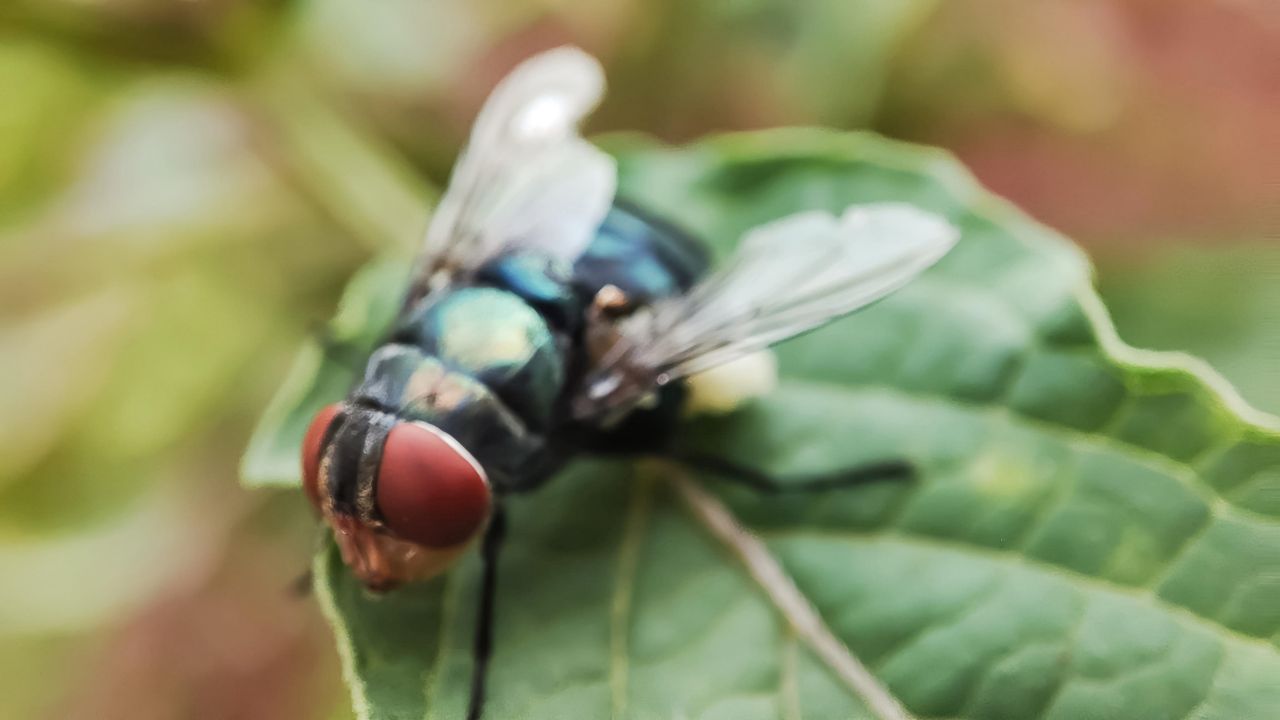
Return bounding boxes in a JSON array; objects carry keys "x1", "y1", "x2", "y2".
[
  {"x1": 357, "y1": 343, "x2": 546, "y2": 490},
  {"x1": 395, "y1": 286, "x2": 567, "y2": 432}
]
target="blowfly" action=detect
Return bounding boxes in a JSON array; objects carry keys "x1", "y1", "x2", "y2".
[{"x1": 298, "y1": 46, "x2": 957, "y2": 719}]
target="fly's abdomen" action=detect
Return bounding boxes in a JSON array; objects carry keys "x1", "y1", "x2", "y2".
[{"x1": 573, "y1": 201, "x2": 711, "y2": 304}]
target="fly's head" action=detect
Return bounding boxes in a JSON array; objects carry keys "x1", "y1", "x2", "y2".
[{"x1": 301, "y1": 403, "x2": 491, "y2": 591}]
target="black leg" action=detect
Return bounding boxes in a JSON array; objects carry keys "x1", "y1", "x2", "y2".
[
  {"x1": 671, "y1": 451, "x2": 915, "y2": 494},
  {"x1": 467, "y1": 503, "x2": 508, "y2": 720}
]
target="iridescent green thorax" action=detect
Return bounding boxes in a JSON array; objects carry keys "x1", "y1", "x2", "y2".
[{"x1": 394, "y1": 286, "x2": 565, "y2": 432}]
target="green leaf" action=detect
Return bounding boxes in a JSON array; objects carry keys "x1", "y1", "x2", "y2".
[{"x1": 248, "y1": 129, "x2": 1280, "y2": 719}]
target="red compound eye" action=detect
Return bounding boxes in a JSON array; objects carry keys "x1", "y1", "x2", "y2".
[
  {"x1": 302, "y1": 403, "x2": 343, "y2": 510},
  {"x1": 376, "y1": 423, "x2": 491, "y2": 548}
]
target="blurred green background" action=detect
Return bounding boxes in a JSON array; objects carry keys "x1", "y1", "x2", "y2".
[{"x1": 1, "y1": 1, "x2": 1276, "y2": 718}]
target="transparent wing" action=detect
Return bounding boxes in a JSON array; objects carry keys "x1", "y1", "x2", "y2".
[
  {"x1": 575, "y1": 203, "x2": 958, "y2": 418},
  {"x1": 409, "y1": 47, "x2": 616, "y2": 300}
]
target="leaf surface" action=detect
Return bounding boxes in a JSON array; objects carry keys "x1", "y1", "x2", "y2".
[{"x1": 244, "y1": 129, "x2": 1280, "y2": 720}]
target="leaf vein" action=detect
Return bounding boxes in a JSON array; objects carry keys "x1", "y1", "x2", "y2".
[
  {"x1": 1010, "y1": 453, "x2": 1082, "y2": 553},
  {"x1": 673, "y1": 472, "x2": 914, "y2": 720},
  {"x1": 870, "y1": 578, "x2": 1005, "y2": 675},
  {"x1": 762, "y1": 529, "x2": 1278, "y2": 651},
  {"x1": 780, "y1": 378, "x2": 1275, "y2": 525},
  {"x1": 609, "y1": 474, "x2": 652, "y2": 719},
  {"x1": 422, "y1": 567, "x2": 460, "y2": 720},
  {"x1": 780, "y1": 630, "x2": 802, "y2": 720},
  {"x1": 1026, "y1": 596, "x2": 1087, "y2": 720},
  {"x1": 1179, "y1": 640, "x2": 1228, "y2": 720}
]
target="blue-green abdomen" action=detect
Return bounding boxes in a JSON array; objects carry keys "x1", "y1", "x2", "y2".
[{"x1": 573, "y1": 202, "x2": 709, "y2": 304}]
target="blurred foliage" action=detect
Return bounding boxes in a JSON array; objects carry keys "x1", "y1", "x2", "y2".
[{"x1": 0, "y1": 0, "x2": 1275, "y2": 718}]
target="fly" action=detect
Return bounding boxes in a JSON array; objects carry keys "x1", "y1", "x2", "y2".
[{"x1": 299, "y1": 47, "x2": 958, "y2": 719}]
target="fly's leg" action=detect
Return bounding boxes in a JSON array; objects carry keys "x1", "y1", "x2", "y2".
[
  {"x1": 467, "y1": 503, "x2": 508, "y2": 720},
  {"x1": 671, "y1": 451, "x2": 914, "y2": 494}
]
